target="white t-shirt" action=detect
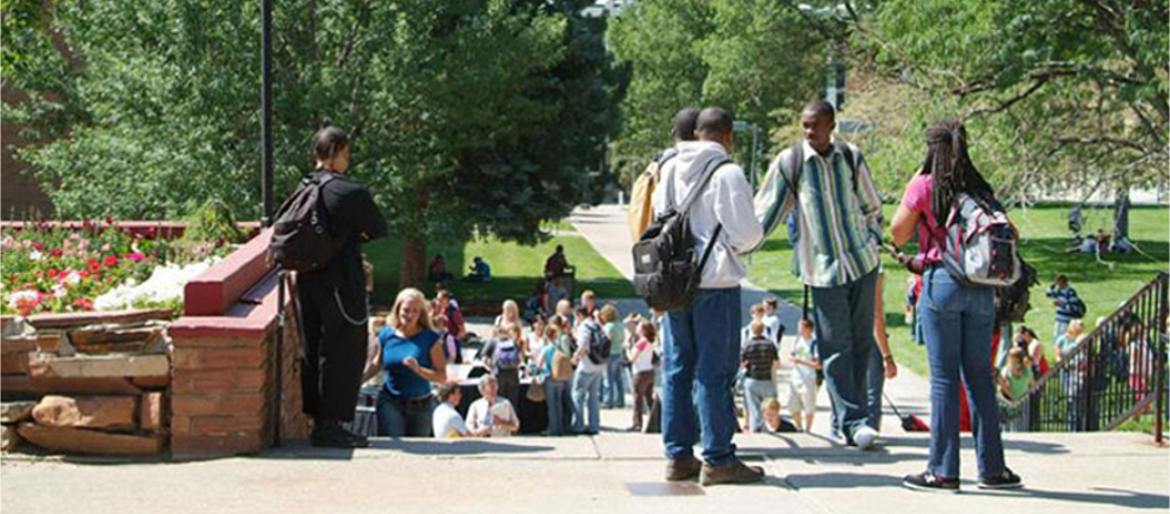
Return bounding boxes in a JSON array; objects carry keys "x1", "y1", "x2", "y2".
[
  {"x1": 792, "y1": 336, "x2": 818, "y2": 382},
  {"x1": 762, "y1": 313, "x2": 783, "y2": 344},
  {"x1": 631, "y1": 339, "x2": 655, "y2": 373},
  {"x1": 466, "y1": 397, "x2": 518, "y2": 438},
  {"x1": 432, "y1": 402, "x2": 469, "y2": 439}
]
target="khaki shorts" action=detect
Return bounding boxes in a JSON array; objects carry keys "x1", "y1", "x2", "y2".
[{"x1": 787, "y1": 376, "x2": 819, "y2": 416}]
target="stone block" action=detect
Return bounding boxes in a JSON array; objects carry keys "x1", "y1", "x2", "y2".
[
  {"x1": 0, "y1": 401, "x2": 36, "y2": 424},
  {"x1": 25, "y1": 309, "x2": 172, "y2": 330},
  {"x1": 33, "y1": 332, "x2": 64, "y2": 354},
  {"x1": 1, "y1": 424, "x2": 19, "y2": 452},
  {"x1": 3, "y1": 375, "x2": 143, "y2": 397},
  {"x1": 68, "y1": 324, "x2": 165, "y2": 355},
  {"x1": 17, "y1": 423, "x2": 163, "y2": 455},
  {"x1": 28, "y1": 353, "x2": 169, "y2": 379},
  {"x1": 139, "y1": 392, "x2": 163, "y2": 432},
  {"x1": 32, "y1": 395, "x2": 137, "y2": 429},
  {"x1": 172, "y1": 392, "x2": 264, "y2": 417},
  {"x1": 0, "y1": 352, "x2": 27, "y2": 375},
  {"x1": 0, "y1": 335, "x2": 36, "y2": 355}
]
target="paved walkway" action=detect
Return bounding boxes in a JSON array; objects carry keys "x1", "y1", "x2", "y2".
[
  {"x1": 3, "y1": 432, "x2": 1165, "y2": 514},
  {"x1": 569, "y1": 204, "x2": 933, "y2": 431}
]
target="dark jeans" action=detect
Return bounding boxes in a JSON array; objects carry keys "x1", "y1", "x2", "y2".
[
  {"x1": 866, "y1": 346, "x2": 885, "y2": 430},
  {"x1": 662, "y1": 287, "x2": 741, "y2": 466},
  {"x1": 632, "y1": 370, "x2": 655, "y2": 430},
  {"x1": 919, "y1": 266, "x2": 1006, "y2": 480},
  {"x1": 376, "y1": 390, "x2": 435, "y2": 437},
  {"x1": 544, "y1": 378, "x2": 572, "y2": 436},
  {"x1": 604, "y1": 355, "x2": 627, "y2": 408},
  {"x1": 811, "y1": 268, "x2": 878, "y2": 443}
]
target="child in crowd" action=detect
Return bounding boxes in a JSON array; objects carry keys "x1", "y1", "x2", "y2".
[
  {"x1": 740, "y1": 303, "x2": 772, "y2": 347},
  {"x1": 627, "y1": 320, "x2": 657, "y2": 432},
  {"x1": 788, "y1": 319, "x2": 821, "y2": 432},
  {"x1": 466, "y1": 375, "x2": 519, "y2": 437},
  {"x1": 1055, "y1": 319, "x2": 1085, "y2": 363},
  {"x1": 741, "y1": 319, "x2": 779, "y2": 432},
  {"x1": 580, "y1": 290, "x2": 599, "y2": 320},
  {"x1": 762, "y1": 296, "x2": 783, "y2": 345},
  {"x1": 761, "y1": 398, "x2": 798, "y2": 433},
  {"x1": 433, "y1": 382, "x2": 485, "y2": 439},
  {"x1": 998, "y1": 348, "x2": 1034, "y2": 402}
]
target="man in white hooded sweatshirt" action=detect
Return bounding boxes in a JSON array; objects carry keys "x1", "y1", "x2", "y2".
[{"x1": 652, "y1": 107, "x2": 765, "y2": 486}]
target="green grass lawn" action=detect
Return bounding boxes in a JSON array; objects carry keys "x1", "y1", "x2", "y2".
[
  {"x1": 364, "y1": 231, "x2": 633, "y2": 306},
  {"x1": 747, "y1": 204, "x2": 1170, "y2": 379}
]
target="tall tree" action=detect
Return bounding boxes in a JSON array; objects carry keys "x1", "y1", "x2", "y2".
[
  {"x1": 850, "y1": 0, "x2": 1169, "y2": 206},
  {"x1": 4, "y1": 0, "x2": 627, "y2": 288}
]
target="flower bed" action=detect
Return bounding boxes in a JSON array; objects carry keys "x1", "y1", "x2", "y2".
[{"x1": 1, "y1": 219, "x2": 229, "y2": 316}]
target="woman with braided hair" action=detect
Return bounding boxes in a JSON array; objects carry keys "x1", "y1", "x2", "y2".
[{"x1": 890, "y1": 120, "x2": 1024, "y2": 493}]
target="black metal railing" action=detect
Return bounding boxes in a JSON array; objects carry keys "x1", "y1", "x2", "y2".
[{"x1": 1003, "y1": 273, "x2": 1168, "y2": 442}]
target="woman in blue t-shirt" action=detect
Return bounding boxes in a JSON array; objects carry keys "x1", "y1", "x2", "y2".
[{"x1": 376, "y1": 288, "x2": 447, "y2": 437}]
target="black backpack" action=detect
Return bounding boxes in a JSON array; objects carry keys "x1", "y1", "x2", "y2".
[
  {"x1": 269, "y1": 173, "x2": 345, "y2": 272},
  {"x1": 585, "y1": 322, "x2": 611, "y2": 366},
  {"x1": 632, "y1": 158, "x2": 731, "y2": 311}
]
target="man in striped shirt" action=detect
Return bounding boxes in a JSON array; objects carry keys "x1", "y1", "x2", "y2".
[{"x1": 753, "y1": 100, "x2": 884, "y2": 449}]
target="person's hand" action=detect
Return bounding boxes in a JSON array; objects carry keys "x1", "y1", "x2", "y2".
[
  {"x1": 403, "y1": 356, "x2": 419, "y2": 371},
  {"x1": 884, "y1": 355, "x2": 898, "y2": 379},
  {"x1": 473, "y1": 427, "x2": 492, "y2": 437}
]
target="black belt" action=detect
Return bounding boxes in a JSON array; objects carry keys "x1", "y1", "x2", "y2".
[{"x1": 384, "y1": 392, "x2": 433, "y2": 407}]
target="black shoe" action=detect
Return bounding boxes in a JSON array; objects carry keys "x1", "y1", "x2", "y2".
[
  {"x1": 311, "y1": 422, "x2": 368, "y2": 449},
  {"x1": 902, "y1": 471, "x2": 959, "y2": 493},
  {"x1": 700, "y1": 459, "x2": 766, "y2": 486},
  {"x1": 978, "y1": 468, "x2": 1023, "y2": 490}
]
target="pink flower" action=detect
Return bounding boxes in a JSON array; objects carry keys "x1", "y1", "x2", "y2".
[
  {"x1": 127, "y1": 252, "x2": 145, "y2": 262},
  {"x1": 101, "y1": 243, "x2": 111, "y2": 252}
]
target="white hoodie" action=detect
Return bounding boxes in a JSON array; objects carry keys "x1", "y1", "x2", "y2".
[{"x1": 651, "y1": 141, "x2": 764, "y2": 289}]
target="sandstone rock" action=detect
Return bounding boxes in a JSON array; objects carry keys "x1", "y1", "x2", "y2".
[
  {"x1": 0, "y1": 401, "x2": 35, "y2": 423},
  {"x1": 32, "y1": 395, "x2": 137, "y2": 429},
  {"x1": 28, "y1": 353, "x2": 169, "y2": 379},
  {"x1": 4, "y1": 375, "x2": 143, "y2": 397},
  {"x1": 26, "y1": 310, "x2": 172, "y2": 330},
  {"x1": 0, "y1": 352, "x2": 27, "y2": 375},
  {"x1": 139, "y1": 392, "x2": 163, "y2": 432},
  {"x1": 1, "y1": 424, "x2": 19, "y2": 452},
  {"x1": 17, "y1": 423, "x2": 163, "y2": 455},
  {"x1": 69, "y1": 324, "x2": 165, "y2": 355}
]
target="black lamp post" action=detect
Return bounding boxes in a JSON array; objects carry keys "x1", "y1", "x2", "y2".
[{"x1": 260, "y1": 0, "x2": 274, "y2": 228}]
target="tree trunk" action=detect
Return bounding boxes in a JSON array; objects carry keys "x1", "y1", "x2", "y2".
[
  {"x1": 1113, "y1": 186, "x2": 1130, "y2": 244},
  {"x1": 400, "y1": 236, "x2": 427, "y2": 291}
]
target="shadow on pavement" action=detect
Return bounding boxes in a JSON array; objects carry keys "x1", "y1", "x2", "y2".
[
  {"x1": 253, "y1": 438, "x2": 557, "y2": 460},
  {"x1": 880, "y1": 435, "x2": 1071, "y2": 455},
  {"x1": 972, "y1": 486, "x2": 1168, "y2": 510}
]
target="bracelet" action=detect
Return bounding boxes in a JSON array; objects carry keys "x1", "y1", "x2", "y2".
[{"x1": 883, "y1": 354, "x2": 894, "y2": 361}]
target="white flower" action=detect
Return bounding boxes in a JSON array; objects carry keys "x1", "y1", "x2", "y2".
[
  {"x1": 51, "y1": 283, "x2": 67, "y2": 298},
  {"x1": 64, "y1": 271, "x2": 82, "y2": 285},
  {"x1": 28, "y1": 251, "x2": 43, "y2": 261},
  {"x1": 7, "y1": 290, "x2": 40, "y2": 310},
  {"x1": 93, "y1": 257, "x2": 220, "y2": 311}
]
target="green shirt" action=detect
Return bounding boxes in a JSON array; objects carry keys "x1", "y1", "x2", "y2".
[{"x1": 605, "y1": 321, "x2": 625, "y2": 356}]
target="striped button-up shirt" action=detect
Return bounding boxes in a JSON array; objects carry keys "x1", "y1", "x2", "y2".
[{"x1": 754, "y1": 140, "x2": 883, "y2": 288}]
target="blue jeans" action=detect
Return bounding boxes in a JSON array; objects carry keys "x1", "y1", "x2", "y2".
[
  {"x1": 572, "y1": 370, "x2": 603, "y2": 433},
  {"x1": 375, "y1": 391, "x2": 435, "y2": 437},
  {"x1": 866, "y1": 346, "x2": 885, "y2": 430},
  {"x1": 919, "y1": 266, "x2": 1006, "y2": 480},
  {"x1": 1054, "y1": 319, "x2": 1070, "y2": 343},
  {"x1": 743, "y1": 378, "x2": 777, "y2": 433},
  {"x1": 662, "y1": 287, "x2": 741, "y2": 466},
  {"x1": 811, "y1": 268, "x2": 878, "y2": 443},
  {"x1": 545, "y1": 378, "x2": 572, "y2": 436},
  {"x1": 603, "y1": 355, "x2": 626, "y2": 408}
]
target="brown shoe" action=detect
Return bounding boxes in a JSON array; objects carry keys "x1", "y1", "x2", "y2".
[
  {"x1": 665, "y1": 455, "x2": 702, "y2": 481},
  {"x1": 700, "y1": 459, "x2": 766, "y2": 486}
]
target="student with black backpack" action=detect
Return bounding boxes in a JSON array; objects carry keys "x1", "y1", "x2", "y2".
[
  {"x1": 273, "y1": 126, "x2": 387, "y2": 448},
  {"x1": 890, "y1": 119, "x2": 1023, "y2": 493},
  {"x1": 570, "y1": 305, "x2": 608, "y2": 435},
  {"x1": 647, "y1": 107, "x2": 764, "y2": 486}
]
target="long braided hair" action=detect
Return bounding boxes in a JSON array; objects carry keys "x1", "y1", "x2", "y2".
[{"x1": 922, "y1": 119, "x2": 996, "y2": 221}]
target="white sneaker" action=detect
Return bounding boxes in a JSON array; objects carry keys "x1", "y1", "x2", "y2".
[{"x1": 853, "y1": 426, "x2": 879, "y2": 450}]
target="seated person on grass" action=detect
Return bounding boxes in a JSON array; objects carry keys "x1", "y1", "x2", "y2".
[{"x1": 465, "y1": 256, "x2": 492, "y2": 283}]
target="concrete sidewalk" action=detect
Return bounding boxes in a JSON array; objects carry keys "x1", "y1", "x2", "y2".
[{"x1": 3, "y1": 431, "x2": 1165, "y2": 514}]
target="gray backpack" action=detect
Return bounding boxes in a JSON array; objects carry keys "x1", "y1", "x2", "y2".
[{"x1": 933, "y1": 193, "x2": 1021, "y2": 287}]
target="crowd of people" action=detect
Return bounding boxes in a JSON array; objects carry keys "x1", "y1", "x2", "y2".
[{"x1": 289, "y1": 99, "x2": 1116, "y2": 493}]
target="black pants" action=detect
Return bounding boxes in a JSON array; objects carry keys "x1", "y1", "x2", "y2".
[
  {"x1": 297, "y1": 273, "x2": 368, "y2": 422},
  {"x1": 497, "y1": 368, "x2": 521, "y2": 410}
]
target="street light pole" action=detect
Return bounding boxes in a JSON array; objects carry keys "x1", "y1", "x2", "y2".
[{"x1": 260, "y1": 0, "x2": 274, "y2": 228}]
